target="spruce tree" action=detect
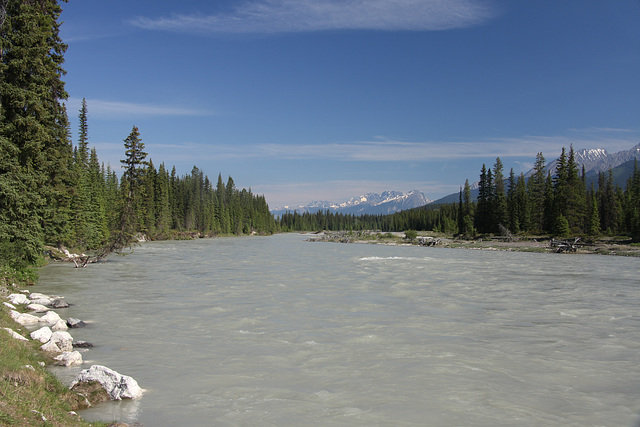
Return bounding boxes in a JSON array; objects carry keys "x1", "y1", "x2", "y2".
[
  {"x1": 475, "y1": 164, "x2": 491, "y2": 233},
  {"x1": 528, "y1": 152, "x2": 547, "y2": 233},
  {"x1": 77, "y1": 98, "x2": 89, "y2": 167},
  {"x1": 459, "y1": 179, "x2": 474, "y2": 237},
  {"x1": 586, "y1": 187, "x2": 601, "y2": 236},
  {"x1": 99, "y1": 126, "x2": 148, "y2": 256},
  {"x1": 492, "y1": 157, "x2": 508, "y2": 232},
  {"x1": 1, "y1": 0, "x2": 72, "y2": 263},
  {"x1": 515, "y1": 173, "x2": 530, "y2": 232},
  {"x1": 154, "y1": 163, "x2": 172, "y2": 236},
  {"x1": 507, "y1": 168, "x2": 519, "y2": 232}
]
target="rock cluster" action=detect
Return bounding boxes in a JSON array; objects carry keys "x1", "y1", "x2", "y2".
[{"x1": 2, "y1": 288, "x2": 143, "y2": 405}]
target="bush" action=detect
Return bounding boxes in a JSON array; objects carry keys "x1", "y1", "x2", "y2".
[
  {"x1": 553, "y1": 215, "x2": 570, "y2": 237},
  {"x1": 404, "y1": 230, "x2": 418, "y2": 241}
]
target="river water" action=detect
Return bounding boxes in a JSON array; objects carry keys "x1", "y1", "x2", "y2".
[{"x1": 37, "y1": 234, "x2": 640, "y2": 426}]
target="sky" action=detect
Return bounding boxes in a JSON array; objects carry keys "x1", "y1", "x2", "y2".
[{"x1": 59, "y1": 0, "x2": 640, "y2": 208}]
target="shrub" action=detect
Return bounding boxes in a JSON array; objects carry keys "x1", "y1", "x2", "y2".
[{"x1": 404, "y1": 230, "x2": 418, "y2": 241}]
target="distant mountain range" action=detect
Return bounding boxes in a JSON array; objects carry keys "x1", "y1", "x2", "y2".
[
  {"x1": 433, "y1": 142, "x2": 640, "y2": 204},
  {"x1": 272, "y1": 144, "x2": 639, "y2": 215},
  {"x1": 528, "y1": 143, "x2": 640, "y2": 179},
  {"x1": 271, "y1": 190, "x2": 431, "y2": 217}
]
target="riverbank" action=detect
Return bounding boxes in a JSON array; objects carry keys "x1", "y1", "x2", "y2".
[
  {"x1": 0, "y1": 267, "x2": 131, "y2": 427},
  {"x1": 307, "y1": 231, "x2": 640, "y2": 257}
]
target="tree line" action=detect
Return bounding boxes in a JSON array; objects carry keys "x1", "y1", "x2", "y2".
[
  {"x1": 465, "y1": 148, "x2": 640, "y2": 239},
  {"x1": 0, "y1": 1, "x2": 275, "y2": 273},
  {"x1": 278, "y1": 147, "x2": 640, "y2": 241}
]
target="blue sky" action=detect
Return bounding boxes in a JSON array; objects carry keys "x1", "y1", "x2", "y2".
[{"x1": 59, "y1": 0, "x2": 640, "y2": 208}]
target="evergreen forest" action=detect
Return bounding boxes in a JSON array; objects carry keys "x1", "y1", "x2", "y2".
[
  {"x1": 278, "y1": 148, "x2": 640, "y2": 241},
  {"x1": 0, "y1": 0, "x2": 275, "y2": 275}
]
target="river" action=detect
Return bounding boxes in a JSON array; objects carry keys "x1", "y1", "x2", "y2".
[{"x1": 37, "y1": 233, "x2": 640, "y2": 426}]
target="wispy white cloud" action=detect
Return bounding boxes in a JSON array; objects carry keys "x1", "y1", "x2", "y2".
[
  {"x1": 66, "y1": 98, "x2": 215, "y2": 118},
  {"x1": 129, "y1": 0, "x2": 497, "y2": 34},
  {"x1": 252, "y1": 133, "x2": 640, "y2": 162},
  {"x1": 568, "y1": 126, "x2": 638, "y2": 134}
]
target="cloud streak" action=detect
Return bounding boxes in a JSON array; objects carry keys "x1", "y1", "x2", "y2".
[
  {"x1": 253, "y1": 134, "x2": 640, "y2": 162},
  {"x1": 66, "y1": 98, "x2": 215, "y2": 118},
  {"x1": 129, "y1": 0, "x2": 496, "y2": 34},
  {"x1": 159, "y1": 131, "x2": 639, "y2": 166}
]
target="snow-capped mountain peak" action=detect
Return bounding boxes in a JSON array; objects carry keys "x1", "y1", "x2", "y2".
[
  {"x1": 526, "y1": 143, "x2": 640, "y2": 177},
  {"x1": 271, "y1": 190, "x2": 431, "y2": 217}
]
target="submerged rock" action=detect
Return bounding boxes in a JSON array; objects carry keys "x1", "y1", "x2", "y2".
[
  {"x1": 73, "y1": 340, "x2": 94, "y2": 348},
  {"x1": 66, "y1": 317, "x2": 86, "y2": 328},
  {"x1": 71, "y1": 365, "x2": 143, "y2": 400},
  {"x1": 51, "y1": 299, "x2": 70, "y2": 308}
]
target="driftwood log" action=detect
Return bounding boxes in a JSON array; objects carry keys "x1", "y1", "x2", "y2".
[{"x1": 550, "y1": 237, "x2": 580, "y2": 253}]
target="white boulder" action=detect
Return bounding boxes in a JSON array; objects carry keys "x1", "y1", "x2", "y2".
[
  {"x1": 27, "y1": 303, "x2": 50, "y2": 313},
  {"x1": 54, "y1": 351, "x2": 83, "y2": 367},
  {"x1": 10, "y1": 310, "x2": 40, "y2": 325},
  {"x1": 8, "y1": 293, "x2": 30, "y2": 305},
  {"x1": 51, "y1": 319, "x2": 68, "y2": 331},
  {"x1": 41, "y1": 340, "x2": 62, "y2": 353},
  {"x1": 50, "y1": 331, "x2": 73, "y2": 352},
  {"x1": 30, "y1": 326, "x2": 53, "y2": 343},
  {"x1": 39, "y1": 310, "x2": 62, "y2": 324},
  {"x1": 3, "y1": 301, "x2": 16, "y2": 310},
  {"x1": 29, "y1": 298, "x2": 53, "y2": 307},
  {"x1": 3, "y1": 327, "x2": 28, "y2": 341},
  {"x1": 71, "y1": 365, "x2": 143, "y2": 400}
]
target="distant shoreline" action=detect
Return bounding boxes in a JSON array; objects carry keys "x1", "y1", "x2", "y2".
[{"x1": 305, "y1": 231, "x2": 640, "y2": 257}]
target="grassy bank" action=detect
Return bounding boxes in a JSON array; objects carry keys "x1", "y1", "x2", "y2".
[{"x1": 0, "y1": 268, "x2": 108, "y2": 427}]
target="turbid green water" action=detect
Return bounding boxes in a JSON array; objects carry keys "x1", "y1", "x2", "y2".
[{"x1": 38, "y1": 234, "x2": 640, "y2": 426}]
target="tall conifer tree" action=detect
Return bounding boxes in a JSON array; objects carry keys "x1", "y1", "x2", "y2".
[{"x1": 1, "y1": 0, "x2": 71, "y2": 263}]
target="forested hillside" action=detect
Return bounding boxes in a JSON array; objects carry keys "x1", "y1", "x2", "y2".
[
  {"x1": 0, "y1": 0, "x2": 275, "y2": 274},
  {"x1": 279, "y1": 147, "x2": 640, "y2": 241}
]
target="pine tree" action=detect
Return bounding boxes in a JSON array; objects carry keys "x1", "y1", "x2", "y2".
[
  {"x1": 507, "y1": 168, "x2": 519, "y2": 232},
  {"x1": 84, "y1": 147, "x2": 108, "y2": 247},
  {"x1": 515, "y1": 173, "x2": 530, "y2": 232},
  {"x1": 99, "y1": 126, "x2": 148, "y2": 256},
  {"x1": 597, "y1": 169, "x2": 620, "y2": 234},
  {"x1": 475, "y1": 164, "x2": 492, "y2": 233},
  {"x1": 627, "y1": 160, "x2": 640, "y2": 241},
  {"x1": 492, "y1": 157, "x2": 508, "y2": 232},
  {"x1": 458, "y1": 179, "x2": 474, "y2": 237},
  {"x1": 528, "y1": 152, "x2": 547, "y2": 233},
  {"x1": 77, "y1": 98, "x2": 89, "y2": 168},
  {"x1": 1, "y1": 0, "x2": 72, "y2": 264},
  {"x1": 585, "y1": 187, "x2": 600, "y2": 236},
  {"x1": 548, "y1": 145, "x2": 586, "y2": 235},
  {"x1": 154, "y1": 163, "x2": 172, "y2": 236},
  {"x1": 543, "y1": 173, "x2": 555, "y2": 233}
]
